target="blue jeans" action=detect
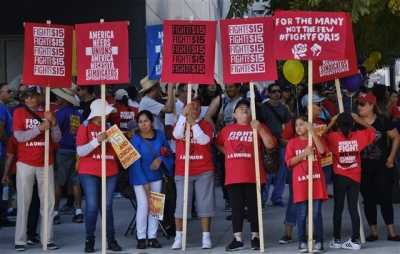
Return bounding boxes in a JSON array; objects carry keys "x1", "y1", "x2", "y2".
[
  {"x1": 284, "y1": 169, "x2": 297, "y2": 227},
  {"x1": 297, "y1": 200, "x2": 323, "y2": 245},
  {"x1": 79, "y1": 174, "x2": 117, "y2": 241},
  {"x1": 262, "y1": 147, "x2": 287, "y2": 204}
]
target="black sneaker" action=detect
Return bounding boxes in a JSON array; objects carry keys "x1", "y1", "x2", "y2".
[
  {"x1": 72, "y1": 213, "x2": 84, "y2": 223},
  {"x1": 108, "y1": 238, "x2": 122, "y2": 251},
  {"x1": 251, "y1": 237, "x2": 260, "y2": 250},
  {"x1": 53, "y1": 215, "x2": 61, "y2": 225},
  {"x1": 148, "y1": 238, "x2": 162, "y2": 248},
  {"x1": 46, "y1": 243, "x2": 59, "y2": 250},
  {"x1": 85, "y1": 239, "x2": 95, "y2": 253},
  {"x1": 225, "y1": 200, "x2": 232, "y2": 212},
  {"x1": 279, "y1": 235, "x2": 292, "y2": 244},
  {"x1": 27, "y1": 236, "x2": 40, "y2": 245},
  {"x1": 14, "y1": 245, "x2": 26, "y2": 251},
  {"x1": 137, "y1": 239, "x2": 146, "y2": 249},
  {"x1": 226, "y1": 237, "x2": 244, "y2": 251}
]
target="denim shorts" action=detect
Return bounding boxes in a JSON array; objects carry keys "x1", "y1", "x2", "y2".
[{"x1": 174, "y1": 170, "x2": 216, "y2": 218}]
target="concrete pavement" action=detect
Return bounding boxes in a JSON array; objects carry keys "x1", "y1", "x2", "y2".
[{"x1": 0, "y1": 182, "x2": 399, "y2": 253}]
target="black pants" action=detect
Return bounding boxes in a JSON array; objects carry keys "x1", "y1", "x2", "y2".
[
  {"x1": 360, "y1": 169, "x2": 394, "y2": 226},
  {"x1": 333, "y1": 174, "x2": 360, "y2": 240},
  {"x1": 226, "y1": 183, "x2": 259, "y2": 233}
]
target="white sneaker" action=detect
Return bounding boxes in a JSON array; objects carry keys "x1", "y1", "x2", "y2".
[
  {"x1": 202, "y1": 236, "x2": 212, "y2": 249},
  {"x1": 171, "y1": 237, "x2": 182, "y2": 250},
  {"x1": 298, "y1": 243, "x2": 308, "y2": 253},
  {"x1": 329, "y1": 238, "x2": 342, "y2": 249},
  {"x1": 341, "y1": 238, "x2": 361, "y2": 250}
]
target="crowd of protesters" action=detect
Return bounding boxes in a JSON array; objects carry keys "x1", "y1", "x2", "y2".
[{"x1": 0, "y1": 78, "x2": 399, "y2": 253}]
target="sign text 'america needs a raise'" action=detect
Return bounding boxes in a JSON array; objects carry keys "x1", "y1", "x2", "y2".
[{"x1": 274, "y1": 11, "x2": 347, "y2": 60}]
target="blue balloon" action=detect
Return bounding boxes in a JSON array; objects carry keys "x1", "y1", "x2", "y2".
[
  {"x1": 359, "y1": 66, "x2": 367, "y2": 78},
  {"x1": 341, "y1": 73, "x2": 363, "y2": 92}
]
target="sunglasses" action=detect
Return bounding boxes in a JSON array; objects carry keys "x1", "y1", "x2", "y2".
[
  {"x1": 270, "y1": 90, "x2": 281, "y2": 94},
  {"x1": 22, "y1": 93, "x2": 39, "y2": 99},
  {"x1": 313, "y1": 102, "x2": 323, "y2": 107},
  {"x1": 0, "y1": 90, "x2": 13, "y2": 94},
  {"x1": 357, "y1": 102, "x2": 369, "y2": 107}
]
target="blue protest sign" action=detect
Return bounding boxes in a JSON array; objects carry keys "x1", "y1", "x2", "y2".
[{"x1": 146, "y1": 24, "x2": 163, "y2": 80}]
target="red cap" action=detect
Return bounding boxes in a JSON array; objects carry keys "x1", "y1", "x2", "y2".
[
  {"x1": 185, "y1": 98, "x2": 201, "y2": 107},
  {"x1": 357, "y1": 93, "x2": 376, "y2": 105}
]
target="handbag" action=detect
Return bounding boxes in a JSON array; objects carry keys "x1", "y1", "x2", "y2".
[
  {"x1": 262, "y1": 146, "x2": 280, "y2": 174},
  {"x1": 138, "y1": 134, "x2": 174, "y2": 192}
]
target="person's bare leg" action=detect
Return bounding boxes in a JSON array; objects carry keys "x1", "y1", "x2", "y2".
[
  {"x1": 387, "y1": 224, "x2": 398, "y2": 237},
  {"x1": 285, "y1": 225, "x2": 293, "y2": 237},
  {"x1": 54, "y1": 184, "x2": 63, "y2": 211},
  {"x1": 175, "y1": 218, "x2": 183, "y2": 231},
  {"x1": 200, "y1": 217, "x2": 211, "y2": 232},
  {"x1": 72, "y1": 185, "x2": 82, "y2": 209},
  {"x1": 369, "y1": 225, "x2": 378, "y2": 237}
]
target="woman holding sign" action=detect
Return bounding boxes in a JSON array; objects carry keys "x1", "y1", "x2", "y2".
[
  {"x1": 215, "y1": 99, "x2": 276, "y2": 251},
  {"x1": 76, "y1": 99, "x2": 122, "y2": 253},
  {"x1": 171, "y1": 99, "x2": 216, "y2": 250},
  {"x1": 129, "y1": 110, "x2": 174, "y2": 249}
]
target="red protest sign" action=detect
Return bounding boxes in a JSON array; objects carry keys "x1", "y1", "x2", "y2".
[
  {"x1": 75, "y1": 21, "x2": 129, "y2": 85},
  {"x1": 220, "y1": 17, "x2": 277, "y2": 83},
  {"x1": 22, "y1": 23, "x2": 73, "y2": 88},
  {"x1": 274, "y1": 11, "x2": 347, "y2": 60},
  {"x1": 313, "y1": 13, "x2": 358, "y2": 83},
  {"x1": 162, "y1": 20, "x2": 217, "y2": 84}
]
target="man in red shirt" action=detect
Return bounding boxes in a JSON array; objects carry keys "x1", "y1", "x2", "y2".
[
  {"x1": 323, "y1": 85, "x2": 339, "y2": 117},
  {"x1": 13, "y1": 86, "x2": 61, "y2": 251}
]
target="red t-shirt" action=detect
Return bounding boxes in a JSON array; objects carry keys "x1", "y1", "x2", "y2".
[
  {"x1": 174, "y1": 120, "x2": 214, "y2": 176},
  {"x1": 76, "y1": 121, "x2": 118, "y2": 177},
  {"x1": 323, "y1": 129, "x2": 376, "y2": 182},
  {"x1": 215, "y1": 123, "x2": 276, "y2": 186},
  {"x1": 323, "y1": 100, "x2": 338, "y2": 117},
  {"x1": 108, "y1": 104, "x2": 138, "y2": 134},
  {"x1": 391, "y1": 104, "x2": 400, "y2": 119},
  {"x1": 285, "y1": 136, "x2": 328, "y2": 203},
  {"x1": 5, "y1": 135, "x2": 18, "y2": 175},
  {"x1": 13, "y1": 107, "x2": 55, "y2": 166}
]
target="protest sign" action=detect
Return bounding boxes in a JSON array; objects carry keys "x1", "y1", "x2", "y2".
[
  {"x1": 220, "y1": 17, "x2": 277, "y2": 83},
  {"x1": 314, "y1": 124, "x2": 332, "y2": 166},
  {"x1": 75, "y1": 21, "x2": 129, "y2": 85},
  {"x1": 274, "y1": 11, "x2": 347, "y2": 60},
  {"x1": 146, "y1": 24, "x2": 163, "y2": 80},
  {"x1": 313, "y1": 13, "x2": 357, "y2": 83},
  {"x1": 149, "y1": 191, "x2": 165, "y2": 221},
  {"x1": 22, "y1": 23, "x2": 73, "y2": 87},
  {"x1": 162, "y1": 20, "x2": 217, "y2": 84},
  {"x1": 106, "y1": 125, "x2": 140, "y2": 169}
]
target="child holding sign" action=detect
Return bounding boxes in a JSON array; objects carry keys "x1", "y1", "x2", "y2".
[
  {"x1": 322, "y1": 112, "x2": 375, "y2": 250},
  {"x1": 285, "y1": 115, "x2": 329, "y2": 253}
]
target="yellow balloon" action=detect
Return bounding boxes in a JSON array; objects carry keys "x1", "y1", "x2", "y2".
[
  {"x1": 365, "y1": 62, "x2": 375, "y2": 72},
  {"x1": 362, "y1": 58, "x2": 373, "y2": 67},
  {"x1": 283, "y1": 60, "x2": 304, "y2": 85},
  {"x1": 369, "y1": 51, "x2": 381, "y2": 63}
]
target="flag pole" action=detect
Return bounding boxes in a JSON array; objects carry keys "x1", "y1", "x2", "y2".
[
  {"x1": 249, "y1": 81, "x2": 265, "y2": 252},
  {"x1": 307, "y1": 60, "x2": 314, "y2": 253}
]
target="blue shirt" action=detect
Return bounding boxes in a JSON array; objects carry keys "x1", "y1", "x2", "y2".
[
  {"x1": 0, "y1": 103, "x2": 12, "y2": 156},
  {"x1": 55, "y1": 106, "x2": 83, "y2": 153},
  {"x1": 129, "y1": 129, "x2": 174, "y2": 185}
]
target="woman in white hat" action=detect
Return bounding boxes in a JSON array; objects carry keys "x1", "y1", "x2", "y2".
[{"x1": 75, "y1": 99, "x2": 122, "y2": 253}]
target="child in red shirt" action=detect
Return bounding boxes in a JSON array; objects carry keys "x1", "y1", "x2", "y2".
[
  {"x1": 322, "y1": 112, "x2": 376, "y2": 250},
  {"x1": 285, "y1": 115, "x2": 328, "y2": 253}
]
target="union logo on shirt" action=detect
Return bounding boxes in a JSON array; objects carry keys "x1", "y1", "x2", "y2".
[{"x1": 25, "y1": 118, "x2": 42, "y2": 129}]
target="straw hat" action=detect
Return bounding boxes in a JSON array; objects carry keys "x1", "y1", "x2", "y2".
[
  {"x1": 51, "y1": 83, "x2": 79, "y2": 106},
  {"x1": 87, "y1": 99, "x2": 116, "y2": 120},
  {"x1": 139, "y1": 76, "x2": 159, "y2": 93}
]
